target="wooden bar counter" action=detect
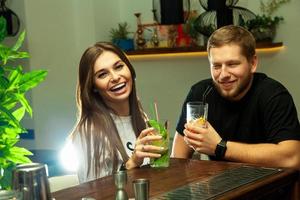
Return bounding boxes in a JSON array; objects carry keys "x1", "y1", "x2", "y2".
[{"x1": 52, "y1": 158, "x2": 299, "y2": 200}]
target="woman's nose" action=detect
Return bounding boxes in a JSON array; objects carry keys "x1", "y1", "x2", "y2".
[{"x1": 110, "y1": 71, "x2": 120, "y2": 81}]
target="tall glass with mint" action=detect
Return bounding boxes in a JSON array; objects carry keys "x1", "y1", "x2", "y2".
[{"x1": 148, "y1": 119, "x2": 170, "y2": 168}]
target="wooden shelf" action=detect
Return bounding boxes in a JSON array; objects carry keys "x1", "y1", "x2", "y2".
[{"x1": 126, "y1": 42, "x2": 284, "y2": 60}]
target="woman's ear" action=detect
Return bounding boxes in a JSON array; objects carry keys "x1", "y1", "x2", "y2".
[{"x1": 93, "y1": 88, "x2": 98, "y2": 93}]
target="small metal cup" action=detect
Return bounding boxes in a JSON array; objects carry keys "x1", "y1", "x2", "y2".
[
  {"x1": 132, "y1": 179, "x2": 149, "y2": 200},
  {"x1": 114, "y1": 170, "x2": 127, "y2": 189},
  {"x1": 12, "y1": 163, "x2": 51, "y2": 200}
]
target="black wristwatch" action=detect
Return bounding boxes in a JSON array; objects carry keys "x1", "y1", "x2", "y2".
[{"x1": 215, "y1": 139, "x2": 227, "y2": 160}]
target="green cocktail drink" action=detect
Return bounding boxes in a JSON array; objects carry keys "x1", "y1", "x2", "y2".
[{"x1": 148, "y1": 119, "x2": 170, "y2": 168}]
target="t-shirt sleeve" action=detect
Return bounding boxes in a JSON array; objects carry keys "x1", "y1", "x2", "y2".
[{"x1": 262, "y1": 89, "x2": 300, "y2": 143}]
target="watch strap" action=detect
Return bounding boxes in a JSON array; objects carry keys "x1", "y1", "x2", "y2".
[{"x1": 215, "y1": 139, "x2": 227, "y2": 160}]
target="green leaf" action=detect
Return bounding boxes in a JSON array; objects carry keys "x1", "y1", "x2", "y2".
[
  {"x1": 12, "y1": 106, "x2": 26, "y2": 122},
  {"x1": 7, "y1": 65, "x2": 22, "y2": 90},
  {"x1": 4, "y1": 126, "x2": 25, "y2": 136},
  {"x1": 7, "y1": 147, "x2": 32, "y2": 163},
  {"x1": 8, "y1": 51, "x2": 29, "y2": 60},
  {"x1": 0, "y1": 75, "x2": 9, "y2": 87},
  {"x1": 148, "y1": 119, "x2": 167, "y2": 139},
  {"x1": 0, "y1": 104, "x2": 21, "y2": 128},
  {"x1": 18, "y1": 94, "x2": 32, "y2": 116},
  {"x1": 9, "y1": 93, "x2": 32, "y2": 117},
  {"x1": 1, "y1": 92, "x2": 20, "y2": 110},
  {"x1": 1, "y1": 101, "x2": 17, "y2": 111},
  {"x1": 148, "y1": 119, "x2": 160, "y2": 131},
  {"x1": 0, "y1": 46, "x2": 10, "y2": 65},
  {"x1": 11, "y1": 146, "x2": 33, "y2": 156},
  {"x1": 5, "y1": 138, "x2": 19, "y2": 147},
  {"x1": 0, "y1": 164, "x2": 15, "y2": 190},
  {"x1": 0, "y1": 75, "x2": 9, "y2": 91},
  {"x1": 18, "y1": 70, "x2": 48, "y2": 93},
  {"x1": 12, "y1": 31, "x2": 26, "y2": 51}
]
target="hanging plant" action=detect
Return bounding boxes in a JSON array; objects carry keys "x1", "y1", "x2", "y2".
[{"x1": 245, "y1": 0, "x2": 290, "y2": 42}]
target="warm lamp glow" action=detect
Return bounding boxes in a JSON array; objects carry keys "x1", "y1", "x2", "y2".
[
  {"x1": 256, "y1": 46, "x2": 285, "y2": 53},
  {"x1": 128, "y1": 51, "x2": 208, "y2": 60},
  {"x1": 59, "y1": 141, "x2": 78, "y2": 172},
  {"x1": 127, "y1": 45, "x2": 284, "y2": 60}
]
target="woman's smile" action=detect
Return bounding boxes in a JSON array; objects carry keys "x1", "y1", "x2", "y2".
[{"x1": 109, "y1": 82, "x2": 127, "y2": 94}]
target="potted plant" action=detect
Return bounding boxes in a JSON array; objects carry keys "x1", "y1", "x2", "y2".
[
  {"x1": 245, "y1": 0, "x2": 290, "y2": 42},
  {"x1": 0, "y1": 16, "x2": 47, "y2": 190},
  {"x1": 109, "y1": 22, "x2": 134, "y2": 51}
]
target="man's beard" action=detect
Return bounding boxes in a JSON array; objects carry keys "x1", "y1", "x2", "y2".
[{"x1": 213, "y1": 74, "x2": 253, "y2": 101}]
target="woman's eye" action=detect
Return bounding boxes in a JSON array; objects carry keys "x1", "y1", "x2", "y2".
[
  {"x1": 97, "y1": 72, "x2": 107, "y2": 79},
  {"x1": 115, "y1": 64, "x2": 124, "y2": 70}
]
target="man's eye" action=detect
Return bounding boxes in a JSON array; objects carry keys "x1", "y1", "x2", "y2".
[
  {"x1": 213, "y1": 65, "x2": 221, "y2": 69},
  {"x1": 228, "y1": 63, "x2": 238, "y2": 67}
]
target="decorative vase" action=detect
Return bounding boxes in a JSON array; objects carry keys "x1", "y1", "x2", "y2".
[{"x1": 113, "y1": 39, "x2": 134, "y2": 51}]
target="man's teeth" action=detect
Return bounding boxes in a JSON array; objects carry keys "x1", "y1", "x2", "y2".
[{"x1": 111, "y1": 83, "x2": 125, "y2": 91}]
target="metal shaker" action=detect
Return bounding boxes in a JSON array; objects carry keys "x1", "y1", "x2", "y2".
[
  {"x1": 114, "y1": 170, "x2": 128, "y2": 200},
  {"x1": 12, "y1": 163, "x2": 52, "y2": 200}
]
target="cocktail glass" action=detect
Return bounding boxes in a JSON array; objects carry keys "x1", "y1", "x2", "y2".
[
  {"x1": 148, "y1": 119, "x2": 170, "y2": 168},
  {"x1": 186, "y1": 101, "x2": 208, "y2": 126},
  {"x1": 186, "y1": 101, "x2": 209, "y2": 160}
]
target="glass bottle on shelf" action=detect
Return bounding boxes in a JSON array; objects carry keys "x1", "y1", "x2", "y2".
[
  {"x1": 134, "y1": 13, "x2": 146, "y2": 49},
  {"x1": 151, "y1": 9, "x2": 160, "y2": 48}
]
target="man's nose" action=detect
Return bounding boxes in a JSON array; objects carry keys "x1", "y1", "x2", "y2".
[{"x1": 219, "y1": 65, "x2": 230, "y2": 79}]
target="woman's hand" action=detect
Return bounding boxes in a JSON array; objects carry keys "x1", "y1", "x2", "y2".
[{"x1": 126, "y1": 127, "x2": 163, "y2": 169}]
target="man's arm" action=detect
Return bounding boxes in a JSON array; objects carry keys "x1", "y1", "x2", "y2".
[
  {"x1": 184, "y1": 122, "x2": 300, "y2": 169},
  {"x1": 225, "y1": 140, "x2": 300, "y2": 169},
  {"x1": 171, "y1": 132, "x2": 194, "y2": 158}
]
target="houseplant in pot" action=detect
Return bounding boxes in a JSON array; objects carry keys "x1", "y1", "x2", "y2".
[
  {"x1": 245, "y1": 0, "x2": 290, "y2": 42},
  {"x1": 109, "y1": 22, "x2": 134, "y2": 51},
  {"x1": 0, "y1": 16, "x2": 47, "y2": 191}
]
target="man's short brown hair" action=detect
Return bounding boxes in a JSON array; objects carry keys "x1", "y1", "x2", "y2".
[{"x1": 207, "y1": 25, "x2": 256, "y2": 61}]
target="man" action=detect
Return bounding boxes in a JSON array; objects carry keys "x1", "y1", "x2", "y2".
[{"x1": 171, "y1": 25, "x2": 300, "y2": 169}]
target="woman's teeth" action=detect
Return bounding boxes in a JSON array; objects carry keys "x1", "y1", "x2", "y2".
[{"x1": 110, "y1": 83, "x2": 126, "y2": 91}]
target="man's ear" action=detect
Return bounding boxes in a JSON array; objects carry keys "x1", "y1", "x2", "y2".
[{"x1": 250, "y1": 55, "x2": 258, "y2": 73}]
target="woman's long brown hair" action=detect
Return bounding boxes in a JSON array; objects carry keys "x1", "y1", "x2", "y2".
[{"x1": 71, "y1": 42, "x2": 146, "y2": 178}]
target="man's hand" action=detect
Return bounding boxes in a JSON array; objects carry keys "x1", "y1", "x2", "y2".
[{"x1": 183, "y1": 121, "x2": 222, "y2": 156}]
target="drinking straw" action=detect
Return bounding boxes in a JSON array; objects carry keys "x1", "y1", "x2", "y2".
[
  {"x1": 154, "y1": 101, "x2": 159, "y2": 122},
  {"x1": 202, "y1": 85, "x2": 213, "y2": 104}
]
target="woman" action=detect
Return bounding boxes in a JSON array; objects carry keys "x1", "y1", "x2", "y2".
[{"x1": 70, "y1": 42, "x2": 162, "y2": 183}]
